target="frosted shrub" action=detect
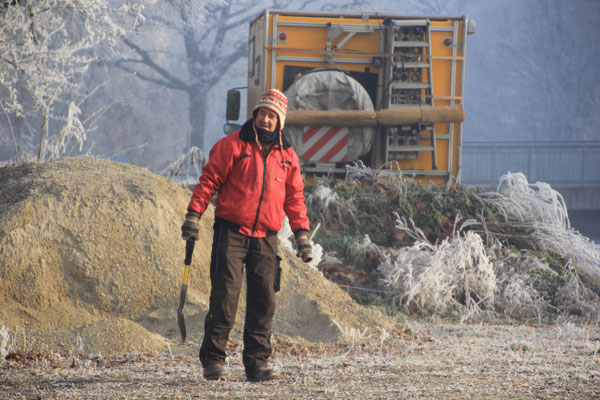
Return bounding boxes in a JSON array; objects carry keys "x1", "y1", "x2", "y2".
[
  {"x1": 278, "y1": 217, "x2": 323, "y2": 269},
  {"x1": 493, "y1": 172, "x2": 570, "y2": 228},
  {"x1": 306, "y1": 165, "x2": 599, "y2": 321},
  {"x1": 306, "y1": 184, "x2": 345, "y2": 219},
  {"x1": 494, "y1": 256, "x2": 551, "y2": 320},
  {"x1": 554, "y1": 263, "x2": 600, "y2": 320},
  {"x1": 374, "y1": 217, "x2": 599, "y2": 321},
  {"x1": 346, "y1": 160, "x2": 407, "y2": 195},
  {"x1": 378, "y1": 218, "x2": 497, "y2": 320},
  {"x1": 480, "y1": 172, "x2": 600, "y2": 294},
  {"x1": 161, "y1": 146, "x2": 207, "y2": 184},
  {"x1": 535, "y1": 228, "x2": 600, "y2": 293},
  {"x1": 0, "y1": 326, "x2": 15, "y2": 362}
]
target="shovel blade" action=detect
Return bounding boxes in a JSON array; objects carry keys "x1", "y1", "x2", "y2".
[
  {"x1": 177, "y1": 309, "x2": 186, "y2": 343},
  {"x1": 177, "y1": 282, "x2": 188, "y2": 342}
]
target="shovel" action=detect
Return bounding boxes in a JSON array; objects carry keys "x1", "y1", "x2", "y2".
[{"x1": 177, "y1": 237, "x2": 195, "y2": 343}]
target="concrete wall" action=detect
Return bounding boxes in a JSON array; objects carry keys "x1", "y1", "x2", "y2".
[{"x1": 556, "y1": 187, "x2": 600, "y2": 211}]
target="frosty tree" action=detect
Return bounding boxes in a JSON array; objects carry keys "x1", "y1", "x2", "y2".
[
  {"x1": 0, "y1": 0, "x2": 152, "y2": 162},
  {"x1": 115, "y1": 0, "x2": 368, "y2": 151}
]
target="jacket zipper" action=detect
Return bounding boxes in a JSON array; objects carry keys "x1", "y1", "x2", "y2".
[{"x1": 250, "y1": 147, "x2": 270, "y2": 237}]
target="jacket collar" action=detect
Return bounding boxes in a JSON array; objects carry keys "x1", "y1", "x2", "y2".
[{"x1": 239, "y1": 119, "x2": 292, "y2": 150}]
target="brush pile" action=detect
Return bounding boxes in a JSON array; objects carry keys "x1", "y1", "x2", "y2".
[{"x1": 306, "y1": 163, "x2": 600, "y2": 322}]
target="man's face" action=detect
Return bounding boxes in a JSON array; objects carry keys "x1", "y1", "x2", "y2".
[{"x1": 255, "y1": 108, "x2": 278, "y2": 132}]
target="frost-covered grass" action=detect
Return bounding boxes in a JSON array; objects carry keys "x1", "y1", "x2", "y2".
[
  {"x1": 0, "y1": 326, "x2": 103, "y2": 370},
  {"x1": 0, "y1": 326, "x2": 15, "y2": 362},
  {"x1": 305, "y1": 164, "x2": 600, "y2": 323},
  {"x1": 2, "y1": 323, "x2": 599, "y2": 399}
]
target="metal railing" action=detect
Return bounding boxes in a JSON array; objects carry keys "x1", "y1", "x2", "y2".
[{"x1": 461, "y1": 141, "x2": 600, "y2": 188}]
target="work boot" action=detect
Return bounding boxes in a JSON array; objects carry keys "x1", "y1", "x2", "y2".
[
  {"x1": 203, "y1": 363, "x2": 226, "y2": 381},
  {"x1": 246, "y1": 366, "x2": 278, "y2": 382}
]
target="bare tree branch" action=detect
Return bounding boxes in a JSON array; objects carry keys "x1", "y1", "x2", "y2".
[
  {"x1": 114, "y1": 58, "x2": 187, "y2": 91},
  {"x1": 120, "y1": 36, "x2": 189, "y2": 90}
]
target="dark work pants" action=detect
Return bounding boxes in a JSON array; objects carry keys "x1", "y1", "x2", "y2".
[{"x1": 199, "y1": 220, "x2": 278, "y2": 372}]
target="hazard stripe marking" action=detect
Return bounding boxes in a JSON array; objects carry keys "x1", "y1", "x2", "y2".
[
  {"x1": 321, "y1": 134, "x2": 349, "y2": 162},
  {"x1": 303, "y1": 126, "x2": 349, "y2": 162}
]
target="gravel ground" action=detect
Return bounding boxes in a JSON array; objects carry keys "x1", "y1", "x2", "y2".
[{"x1": 2, "y1": 320, "x2": 599, "y2": 399}]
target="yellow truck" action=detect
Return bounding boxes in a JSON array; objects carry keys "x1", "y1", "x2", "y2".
[{"x1": 225, "y1": 9, "x2": 475, "y2": 184}]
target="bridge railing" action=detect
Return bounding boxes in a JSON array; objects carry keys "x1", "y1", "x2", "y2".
[{"x1": 460, "y1": 141, "x2": 600, "y2": 188}]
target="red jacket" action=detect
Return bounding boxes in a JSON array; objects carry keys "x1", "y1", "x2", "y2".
[{"x1": 187, "y1": 120, "x2": 310, "y2": 237}]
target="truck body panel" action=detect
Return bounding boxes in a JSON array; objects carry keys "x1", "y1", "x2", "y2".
[{"x1": 242, "y1": 9, "x2": 472, "y2": 184}]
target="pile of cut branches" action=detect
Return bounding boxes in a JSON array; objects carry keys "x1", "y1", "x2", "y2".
[{"x1": 305, "y1": 164, "x2": 600, "y2": 323}]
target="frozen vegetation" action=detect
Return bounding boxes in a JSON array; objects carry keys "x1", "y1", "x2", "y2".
[{"x1": 304, "y1": 164, "x2": 600, "y2": 323}]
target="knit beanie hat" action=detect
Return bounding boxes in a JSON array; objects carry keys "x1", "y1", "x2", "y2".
[{"x1": 252, "y1": 89, "x2": 288, "y2": 130}]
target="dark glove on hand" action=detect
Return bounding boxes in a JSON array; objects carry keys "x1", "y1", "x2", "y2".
[
  {"x1": 294, "y1": 230, "x2": 313, "y2": 263},
  {"x1": 181, "y1": 211, "x2": 201, "y2": 240}
]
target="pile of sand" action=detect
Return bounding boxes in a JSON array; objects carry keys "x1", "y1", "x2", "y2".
[{"x1": 0, "y1": 158, "x2": 395, "y2": 355}]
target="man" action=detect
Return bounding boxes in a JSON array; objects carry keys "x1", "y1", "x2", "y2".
[{"x1": 181, "y1": 89, "x2": 313, "y2": 382}]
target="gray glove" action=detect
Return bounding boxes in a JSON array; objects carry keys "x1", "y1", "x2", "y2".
[
  {"x1": 181, "y1": 211, "x2": 201, "y2": 240},
  {"x1": 294, "y1": 230, "x2": 313, "y2": 263}
]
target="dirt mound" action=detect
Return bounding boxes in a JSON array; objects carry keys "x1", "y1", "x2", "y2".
[{"x1": 0, "y1": 158, "x2": 395, "y2": 355}]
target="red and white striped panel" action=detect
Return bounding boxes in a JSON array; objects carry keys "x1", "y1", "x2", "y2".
[{"x1": 302, "y1": 126, "x2": 349, "y2": 162}]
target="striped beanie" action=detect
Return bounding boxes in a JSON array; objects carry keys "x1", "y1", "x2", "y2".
[{"x1": 252, "y1": 89, "x2": 288, "y2": 130}]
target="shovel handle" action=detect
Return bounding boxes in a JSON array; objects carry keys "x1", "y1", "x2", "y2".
[
  {"x1": 181, "y1": 264, "x2": 191, "y2": 286},
  {"x1": 179, "y1": 238, "x2": 195, "y2": 296},
  {"x1": 185, "y1": 237, "x2": 195, "y2": 266}
]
